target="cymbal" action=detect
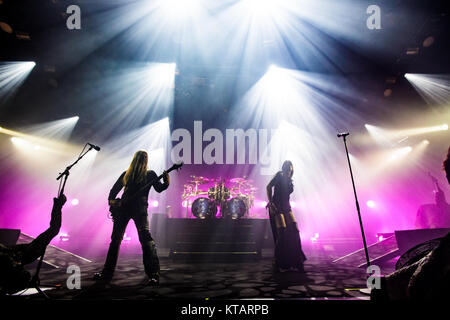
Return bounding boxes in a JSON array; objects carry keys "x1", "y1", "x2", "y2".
[
  {"x1": 189, "y1": 176, "x2": 211, "y2": 184},
  {"x1": 230, "y1": 178, "x2": 247, "y2": 183}
]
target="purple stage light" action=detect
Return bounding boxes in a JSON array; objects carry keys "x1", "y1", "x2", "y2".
[
  {"x1": 58, "y1": 232, "x2": 70, "y2": 242},
  {"x1": 182, "y1": 200, "x2": 192, "y2": 208},
  {"x1": 310, "y1": 233, "x2": 319, "y2": 243},
  {"x1": 366, "y1": 200, "x2": 375, "y2": 208}
]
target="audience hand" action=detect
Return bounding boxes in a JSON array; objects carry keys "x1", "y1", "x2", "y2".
[{"x1": 54, "y1": 194, "x2": 67, "y2": 208}]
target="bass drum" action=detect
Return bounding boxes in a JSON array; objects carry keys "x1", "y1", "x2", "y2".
[
  {"x1": 191, "y1": 197, "x2": 217, "y2": 219},
  {"x1": 223, "y1": 197, "x2": 247, "y2": 219}
]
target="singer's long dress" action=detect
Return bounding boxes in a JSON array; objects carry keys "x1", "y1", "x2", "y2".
[{"x1": 269, "y1": 171, "x2": 307, "y2": 271}]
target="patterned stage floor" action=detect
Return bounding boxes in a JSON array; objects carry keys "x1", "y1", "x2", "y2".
[{"x1": 12, "y1": 254, "x2": 396, "y2": 300}]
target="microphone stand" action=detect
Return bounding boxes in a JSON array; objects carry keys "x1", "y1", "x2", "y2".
[
  {"x1": 338, "y1": 133, "x2": 370, "y2": 267},
  {"x1": 29, "y1": 143, "x2": 96, "y2": 299}
]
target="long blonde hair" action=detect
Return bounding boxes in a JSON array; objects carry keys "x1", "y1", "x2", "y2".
[{"x1": 123, "y1": 150, "x2": 148, "y2": 186}]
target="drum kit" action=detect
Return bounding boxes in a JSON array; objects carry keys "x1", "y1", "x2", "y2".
[{"x1": 182, "y1": 175, "x2": 257, "y2": 219}]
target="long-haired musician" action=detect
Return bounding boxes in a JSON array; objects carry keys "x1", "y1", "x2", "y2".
[
  {"x1": 266, "y1": 160, "x2": 306, "y2": 272},
  {"x1": 94, "y1": 150, "x2": 170, "y2": 286}
]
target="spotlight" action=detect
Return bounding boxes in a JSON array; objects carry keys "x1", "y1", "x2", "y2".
[
  {"x1": 0, "y1": 21, "x2": 13, "y2": 34},
  {"x1": 1, "y1": 61, "x2": 36, "y2": 102},
  {"x1": 152, "y1": 200, "x2": 159, "y2": 208},
  {"x1": 71, "y1": 198, "x2": 79, "y2": 206},
  {"x1": 405, "y1": 73, "x2": 450, "y2": 105},
  {"x1": 15, "y1": 31, "x2": 31, "y2": 40},
  {"x1": 365, "y1": 124, "x2": 394, "y2": 146},
  {"x1": 366, "y1": 200, "x2": 376, "y2": 208},
  {"x1": 243, "y1": 0, "x2": 276, "y2": 13},
  {"x1": 383, "y1": 89, "x2": 392, "y2": 97},
  {"x1": 11, "y1": 137, "x2": 29, "y2": 147},
  {"x1": 149, "y1": 62, "x2": 176, "y2": 85},
  {"x1": 268, "y1": 64, "x2": 278, "y2": 72},
  {"x1": 423, "y1": 36, "x2": 434, "y2": 47},
  {"x1": 59, "y1": 232, "x2": 70, "y2": 242},
  {"x1": 388, "y1": 146, "x2": 412, "y2": 161},
  {"x1": 406, "y1": 47, "x2": 419, "y2": 55},
  {"x1": 385, "y1": 77, "x2": 397, "y2": 84},
  {"x1": 400, "y1": 124, "x2": 447, "y2": 136}
]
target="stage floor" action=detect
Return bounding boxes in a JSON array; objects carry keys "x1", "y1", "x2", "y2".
[{"x1": 13, "y1": 254, "x2": 396, "y2": 300}]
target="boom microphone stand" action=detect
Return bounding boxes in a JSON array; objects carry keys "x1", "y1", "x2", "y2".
[
  {"x1": 29, "y1": 143, "x2": 99, "y2": 299},
  {"x1": 337, "y1": 132, "x2": 370, "y2": 267}
]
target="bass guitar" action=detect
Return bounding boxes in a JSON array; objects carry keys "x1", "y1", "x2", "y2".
[{"x1": 109, "y1": 162, "x2": 183, "y2": 217}]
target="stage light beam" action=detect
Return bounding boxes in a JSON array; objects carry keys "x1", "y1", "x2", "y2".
[
  {"x1": 0, "y1": 61, "x2": 36, "y2": 103},
  {"x1": 405, "y1": 73, "x2": 450, "y2": 105},
  {"x1": 20, "y1": 116, "x2": 80, "y2": 142}
]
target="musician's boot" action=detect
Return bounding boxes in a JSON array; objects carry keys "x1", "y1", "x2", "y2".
[
  {"x1": 146, "y1": 273, "x2": 160, "y2": 286},
  {"x1": 93, "y1": 271, "x2": 113, "y2": 284}
]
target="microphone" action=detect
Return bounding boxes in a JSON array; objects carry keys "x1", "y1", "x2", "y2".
[
  {"x1": 87, "y1": 143, "x2": 101, "y2": 151},
  {"x1": 337, "y1": 132, "x2": 350, "y2": 138}
]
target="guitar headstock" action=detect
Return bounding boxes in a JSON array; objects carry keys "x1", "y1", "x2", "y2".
[{"x1": 168, "y1": 162, "x2": 184, "y2": 173}]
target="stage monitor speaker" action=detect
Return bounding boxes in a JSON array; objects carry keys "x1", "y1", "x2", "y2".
[
  {"x1": 395, "y1": 228, "x2": 450, "y2": 256},
  {"x1": 0, "y1": 229, "x2": 20, "y2": 246},
  {"x1": 167, "y1": 218, "x2": 267, "y2": 262},
  {"x1": 333, "y1": 228, "x2": 450, "y2": 268},
  {"x1": 18, "y1": 233, "x2": 92, "y2": 269}
]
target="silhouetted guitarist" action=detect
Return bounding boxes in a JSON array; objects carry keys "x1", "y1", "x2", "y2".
[{"x1": 94, "y1": 150, "x2": 173, "y2": 286}]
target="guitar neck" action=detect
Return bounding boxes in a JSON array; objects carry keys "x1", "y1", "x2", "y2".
[{"x1": 155, "y1": 167, "x2": 175, "y2": 181}]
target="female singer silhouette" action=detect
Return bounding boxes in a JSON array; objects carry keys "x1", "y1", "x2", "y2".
[{"x1": 266, "y1": 160, "x2": 306, "y2": 272}]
